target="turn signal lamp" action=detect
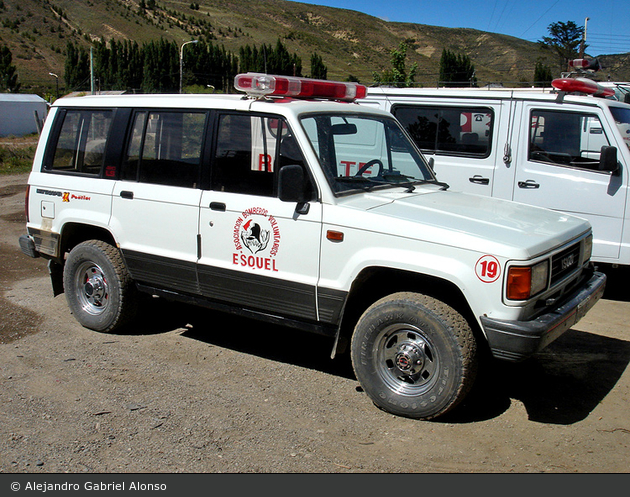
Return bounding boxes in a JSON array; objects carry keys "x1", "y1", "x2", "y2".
[
  {"x1": 552, "y1": 77, "x2": 615, "y2": 98},
  {"x1": 234, "y1": 73, "x2": 367, "y2": 101},
  {"x1": 506, "y1": 261, "x2": 549, "y2": 300}
]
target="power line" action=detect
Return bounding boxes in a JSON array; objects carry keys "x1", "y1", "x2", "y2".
[{"x1": 520, "y1": 0, "x2": 562, "y2": 37}]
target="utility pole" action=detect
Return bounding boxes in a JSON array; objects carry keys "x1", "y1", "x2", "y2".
[
  {"x1": 579, "y1": 17, "x2": 590, "y2": 58},
  {"x1": 90, "y1": 47, "x2": 94, "y2": 95}
]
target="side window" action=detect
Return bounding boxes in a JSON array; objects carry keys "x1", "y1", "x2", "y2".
[
  {"x1": 121, "y1": 110, "x2": 206, "y2": 188},
  {"x1": 529, "y1": 110, "x2": 610, "y2": 169},
  {"x1": 213, "y1": 113, "x2": 311, "y2": 198},
  {"x1": 47, "y1": 109, "x2": 113, "y2": 175},
  {"x1": 393, "y1": 105, "x2": 493, "y2": 157}
]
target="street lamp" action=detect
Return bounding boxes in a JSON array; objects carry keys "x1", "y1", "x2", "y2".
[
  {"x1": 179, "y1": 40, "x2": 198, "y2": 94},
  {"x1": 49, "y1": 72, "x2": 59, "y2": 100}
]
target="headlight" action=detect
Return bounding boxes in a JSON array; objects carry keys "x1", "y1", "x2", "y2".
[{"x1": 506, "y1": 260, "x2": 549, "y2": 300}]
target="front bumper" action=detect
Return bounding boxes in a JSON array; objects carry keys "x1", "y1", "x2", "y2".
[{"x1": 481, "y1": 271, "x2": 606, "y2": 362}]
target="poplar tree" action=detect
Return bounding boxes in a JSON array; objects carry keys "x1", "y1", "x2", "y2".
[{"x1": 0, "y1": 44, "x2": 20, "y2": 92}]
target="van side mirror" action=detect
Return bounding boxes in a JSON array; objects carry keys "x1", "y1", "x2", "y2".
[
  {"x1": 279, "y1": 165, "x2": 310, "y2": 213},
  {"x1": 599, "y1": 146, "x2": 619, "y2": 174}
]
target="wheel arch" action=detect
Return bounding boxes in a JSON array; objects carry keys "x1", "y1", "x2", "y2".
[
  {"x1": 49, "y1": 223, "x2": 119, "y2": 296},
  {"x1": 332, "y1": 266, "x2": 483, "y2": 358}
]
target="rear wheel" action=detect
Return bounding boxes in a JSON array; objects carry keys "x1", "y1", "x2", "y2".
[
  {"x1": 351, "y1": 292, "x2": 478, "y2": 419},
  {"x1": 63, "y1": 240, "x2": 137, "y2": 332}
]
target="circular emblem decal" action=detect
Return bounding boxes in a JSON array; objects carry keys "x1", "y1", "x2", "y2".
[
  {"x1": 232, "y1": 207, "x2": 281, "y2": 272},
  {"x1": 475, "y1": 255, "x2": 501, "y2": 283}
]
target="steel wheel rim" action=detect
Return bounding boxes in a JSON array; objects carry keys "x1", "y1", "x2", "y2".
[
  {"x1": 374, "y1": 323, "x2": 440, "y2": 396},
  {"x1": 74, "y1": 261, "x2": 110, "y2": 316}
]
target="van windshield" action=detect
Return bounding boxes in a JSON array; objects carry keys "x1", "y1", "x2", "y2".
[
  {"x1": 300, "y1": 113, "x2": 444, "y2": 195},
  {"x1": 610, "y1": 107, "x2": 630, "y2": 151}
]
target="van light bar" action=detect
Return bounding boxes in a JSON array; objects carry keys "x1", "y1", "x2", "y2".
[
  {"x1": 568, "y1": 59, "x2": 590, "y2": 68},
  {"x1": 234, "y1": 73, "x2": 367, "y2": 101},
  {"x1": 551, "y1": 77, "x2": 615, "y2": 98},
  {"x1": 568, "y1": 58, "x2": 601, "y2": 72}
]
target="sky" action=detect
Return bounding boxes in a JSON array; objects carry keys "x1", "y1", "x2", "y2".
[{"x1": 293, "y1": 0, "x2": 630, "y2": 55}]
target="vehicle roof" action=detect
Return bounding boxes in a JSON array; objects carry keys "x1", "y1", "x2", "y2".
[
  {"x1": 365, "y1": 86, "x2": 630, "y2": 109},
  {"x1": 52, "y1": 93, "x2": 394, "y2": 118}
]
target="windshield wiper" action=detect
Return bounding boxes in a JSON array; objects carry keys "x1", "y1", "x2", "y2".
[
  {"x1": 410, "y1": 179, "x2": 450, "y2": 191},
  {"x1": 381, "y1": 174, "x2": 450, "y2": 192},
  {"x1": 336, "y1": 176, "x2": 449, "y2": 193}
]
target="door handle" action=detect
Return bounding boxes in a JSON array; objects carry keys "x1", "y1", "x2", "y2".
[
  {"x1": 469, "y1": 175, "x2": 490, "y2": 185},
  {"x1": 210, "y1": 202, "x2": 226, "y2": 211},
  {"x1": 518, "y1": 180, "x2": 540, "y2": 189},
  {"x1": 120, "y1": 190, "x2": 134, "y2": 199}
]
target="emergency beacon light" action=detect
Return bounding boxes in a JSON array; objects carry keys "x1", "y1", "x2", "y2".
[
  {"x1": 234, "y1": 73, "x2": 367, "y2": 101},
  {"x1": 552, "y1": 77, "x2": 615, "y2": 98}
]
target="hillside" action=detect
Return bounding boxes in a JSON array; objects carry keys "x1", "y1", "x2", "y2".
[{"x1": 1, "y1": 0, "x2": 628, "y2": 96}]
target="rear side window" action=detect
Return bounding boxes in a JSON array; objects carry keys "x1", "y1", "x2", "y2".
[
  {"x1": 121, "y1": 110, "x2": 207, "y2": 188},
  {"x1": 393, "y1": 105, "x2": 493, "y2": 158},
  {"x1": 46, "y1": 109, "x2": 113, "y2": 176}
]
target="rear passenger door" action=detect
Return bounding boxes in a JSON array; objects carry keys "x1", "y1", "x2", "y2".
[
  {"x1": 111, "y1": 110, "x2": 208, "y2": 294},
  {"x1": 198, "y1": 112, "x2": 323, "y2": 322},
  {"x1": 392, "y1": 101, "x2": 505, "y2": 194}
]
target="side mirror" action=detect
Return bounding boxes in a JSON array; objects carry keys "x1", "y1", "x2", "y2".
[
  {"x1": 279, "y1": 164, "x2": 308, "y2": 203},
  {"x1": 599, "y1": 146, "x2": 619, "y2": 174}
]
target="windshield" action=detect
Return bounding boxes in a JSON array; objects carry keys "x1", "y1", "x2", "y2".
[
  {"x1": 610, "y1": 106, "x2": 630, "y2": 151},
  {"x1": 300, "y1": 113, "x2": 443, "y2": 195}
]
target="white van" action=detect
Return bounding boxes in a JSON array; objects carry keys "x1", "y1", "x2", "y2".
[{"x1": 363, "y1": 80, "x2": 630, "y2": 268}]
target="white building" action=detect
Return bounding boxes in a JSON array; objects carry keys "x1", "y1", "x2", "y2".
[{"x1": 0, "y1": 94, "x2": 49, "y2": 137}]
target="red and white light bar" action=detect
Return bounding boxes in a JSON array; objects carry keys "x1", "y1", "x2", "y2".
[
  {"x1": 568, "y1": 58, "x2": 601, "y2": 72},
  {"x1": 552, "y1": 77, "x2": 615, "y2": 98},
  {"x1": 234, "y1": 73, "x2": 367, "y2": 101}
]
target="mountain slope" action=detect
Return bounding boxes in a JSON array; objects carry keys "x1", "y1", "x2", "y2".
[{"x1": 1, "y1": 0, "x2": 627, "y2": 95}]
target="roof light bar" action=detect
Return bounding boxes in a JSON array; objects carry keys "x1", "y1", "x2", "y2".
[
  {"x1": 568, "y1": 58, "x2": 601, "y2": 72},
  {"x1": 234, "y1": 73, "x2": 367, "y2": 101},
  {"x1": 551, "y1": 77, "x2": 615, "y2": 98}
]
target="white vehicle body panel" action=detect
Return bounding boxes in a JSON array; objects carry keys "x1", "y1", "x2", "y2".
[{"x1": 363, "y1": 87, "x2": 630, "y2": 266}]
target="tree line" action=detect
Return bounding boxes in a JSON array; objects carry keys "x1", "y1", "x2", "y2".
[{"x1": 63, "y1": 37, "x2": 328, "y2": 94}]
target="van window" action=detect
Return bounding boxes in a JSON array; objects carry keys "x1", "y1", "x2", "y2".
[
  {"x1": 392, "y1": 105, "x2": 493, "y2": 158},
  {"x1": 529, "y1": 110, "x2": 611, "y2": 169},
  {"x1": 212, "y1": 113, "x2": 310, "y2": 198},
  {"x1": 121, "y1": 110, "x2": 206, "y2": 188},
  {"x1": 47, "y1": 109, "x2": 113, "y2": 176}
]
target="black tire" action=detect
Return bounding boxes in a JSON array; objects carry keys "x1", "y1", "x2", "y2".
[
  {"x1": 350, "y1": 292, "x2": 478, "y2": 419},
  {"x1": 63, "y1": 240, "x2": 137, "y2": 333}
]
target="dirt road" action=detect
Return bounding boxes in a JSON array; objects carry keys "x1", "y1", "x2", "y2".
[{"x1": 1, "y1": 173, "x2": 629, "y2": 473}]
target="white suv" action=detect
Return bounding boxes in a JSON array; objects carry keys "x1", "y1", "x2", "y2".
[{"x1": 19, "y1": 73, "x2": 606, "y2": 420}]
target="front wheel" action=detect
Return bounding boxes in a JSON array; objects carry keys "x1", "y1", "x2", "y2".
[
  {"x1": 63, "y1": 240, "x2": 137, "y2": 333},
  {"x1": 351, "y1": 292, "x2": 478, "y2": 419}
]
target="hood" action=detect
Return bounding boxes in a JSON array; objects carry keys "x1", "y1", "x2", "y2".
[{"x1": 337, "y1": 188, "x2": 590, "y2": 259}]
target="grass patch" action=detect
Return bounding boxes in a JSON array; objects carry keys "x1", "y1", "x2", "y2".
[{"x1": 0, "y1": 135, "x2": 38, "y2": 175}]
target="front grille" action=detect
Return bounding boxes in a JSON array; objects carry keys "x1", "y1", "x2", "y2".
[{"x1": 551, "y1": 242, "x2": 581, "y2": 286}]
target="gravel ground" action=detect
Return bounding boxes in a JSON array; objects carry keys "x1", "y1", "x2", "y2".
[{"x1": 1, "y1": 173, "x2": 629, "y2": 473}]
